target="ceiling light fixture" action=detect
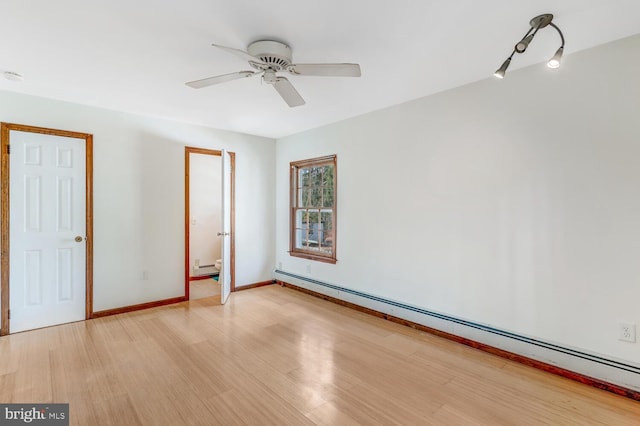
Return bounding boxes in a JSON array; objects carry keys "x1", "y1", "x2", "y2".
[{"x1": 494, "y1": 14, "x2": 565, "y2": 78}]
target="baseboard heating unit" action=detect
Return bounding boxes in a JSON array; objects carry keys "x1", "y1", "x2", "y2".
[{"x1": 274, "y1": 269, "x2": 640, "y2": 399}]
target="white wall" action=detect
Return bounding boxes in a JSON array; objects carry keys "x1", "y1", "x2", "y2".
[
  {"x1": 189, "y1": 153, "x2": 222, "y2": 273},
  {"x1": 0, "y1": 90, "x2": 275, "y2": 313},
  {"x1": 275, "y1": 34, "x2": 640, "y2": 365}
]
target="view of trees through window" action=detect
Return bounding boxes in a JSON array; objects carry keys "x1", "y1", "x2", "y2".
[{"x1": 290, "y1": 155, "x2": 336, "y2": 262}]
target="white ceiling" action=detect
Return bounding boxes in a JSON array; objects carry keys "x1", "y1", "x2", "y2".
[{"x1": 1, "y1": 1, "x2": 639, "y2": 139}]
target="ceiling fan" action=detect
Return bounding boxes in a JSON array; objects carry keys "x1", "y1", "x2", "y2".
[{"x1": 186, "y1": 40, "x2": 361, "y2": 107}]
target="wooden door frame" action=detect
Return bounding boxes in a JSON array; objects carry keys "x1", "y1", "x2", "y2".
[
  {"x1": 0, "y1": 122, "x2": 94, "y2": 336},
  {"x1": 184, "y1": 147, "x2": 235, "y2": 299}
]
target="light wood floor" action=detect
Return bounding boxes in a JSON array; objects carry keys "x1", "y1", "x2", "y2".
[
  {"x1": 1, "y1": 285, "x2": 639, "y2": 425},
  {"x1": 189, "y1": 278, "x2": 220, "y2": 300}
]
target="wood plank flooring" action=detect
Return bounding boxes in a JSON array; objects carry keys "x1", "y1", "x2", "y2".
[
  {"x1": 190, "y1": 277, "x2": 220, "y2": 300},
  {"x1": 1, "y1": 285, "x2": 639, "y2": 425}
]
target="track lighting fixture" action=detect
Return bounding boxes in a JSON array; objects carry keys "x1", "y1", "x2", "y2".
[
  {"x1": 494, "y1": 57, "x2": 511, "y2": 79},
  {"x1": 515, "y1": 34, "x2": 535, "y2": 53},
  {"x1": 494, "y1": 14, "x2": 565, "y2": 78},
  {"x1": 547, "y1": 46, "x2": 564, "y2": 69}
]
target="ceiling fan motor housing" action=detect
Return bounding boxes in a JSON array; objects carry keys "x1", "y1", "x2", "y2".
[{"x1": 247, "y1": 40, "x2": 292, "y2": 71}]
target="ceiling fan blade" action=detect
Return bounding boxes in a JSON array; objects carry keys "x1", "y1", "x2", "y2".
[
  {"x1": 212, "y1": 43, "x2": 266, "y2": 65},
  {"x1": 186, "y1": 71, "x2": 256, "y2": 89},
  {"x1": 287, "y1": 63, "x2": 361, "y2": 77},
  {"x1": 273, "y1": 77, "x2": 305, "y2": 107}
]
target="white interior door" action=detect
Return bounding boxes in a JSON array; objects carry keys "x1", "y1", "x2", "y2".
[
  {"x1": 9, "y1": 130, "x2": 86, "y2": 332},
  {"x1": 219, "y1": 149, "x2": 232, "y2": 304}
]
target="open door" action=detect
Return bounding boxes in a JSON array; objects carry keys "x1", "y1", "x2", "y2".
[
  {"x1": 219, "y1": 149, "x2": 232, "y2": 304},
  {"x1": 184, "y1": 147, "x2": 235, "y2": 301}
]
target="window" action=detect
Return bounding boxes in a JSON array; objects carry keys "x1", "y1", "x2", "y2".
[{"x1": 290, "y1": 155, "x2": 337, "y2": 263}]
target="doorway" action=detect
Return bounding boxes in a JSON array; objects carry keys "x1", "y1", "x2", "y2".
[
  {"x1": 184, "y1": 147, "x2": 235, "y2": 302},
  {"x1": 1, "y1": 123, "x2": 93, "y2": 335}
]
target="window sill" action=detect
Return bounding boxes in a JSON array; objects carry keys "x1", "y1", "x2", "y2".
[{"x1": 289, "y1": 251, "x2": 337, "y2": 264}]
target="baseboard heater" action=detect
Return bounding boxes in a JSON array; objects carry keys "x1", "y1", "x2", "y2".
[
  {"x1": 274, "y1": 269, "x2": 640, "y2": 398},
  {"x1": 192, "y1": 265, "x2": 219, "y2": 277}
]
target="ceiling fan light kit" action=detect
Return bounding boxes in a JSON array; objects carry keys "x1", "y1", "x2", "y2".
[
  {"x1": 186, "y1": 40, "x2": 361, "y2": 107},
  {"x1": 494, "y1": 13, "x2": 565, "y2": 79}
]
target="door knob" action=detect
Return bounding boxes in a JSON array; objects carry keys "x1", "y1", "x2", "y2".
[
  {"x1": 75, "y1": 236, "x2": 84, "y2": 242},
  {"x1": 217, "y1": 232, "x2": 230, "y2": 236}
]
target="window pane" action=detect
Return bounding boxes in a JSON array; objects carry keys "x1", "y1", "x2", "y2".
[
  {"x1": 310, "y1": 166, "x2": 323, "y2": 187},
  {"x1": 300, "y1": 186, "x2": 324, "y2": 208},
  {"x1": 300, "y1": 210, "x2": 318, "y2": 247},
  {"x1": 295, "y1": 210, "x2": 309, "y2": 231},
  {"x1": 299, "y1": 168, "x2": 309, "y2": 188},
  {"x1": 320, "y1": 211, "x2": 333, "y2": 251},
  {"x1": 312, "y1": 187, "x2": 322, "y2": 208},
  {"x1": 296, "y1": 209, "x2": 325, "y2": 249},
  {"x1": 307, "y1": 210, "x2": 319, "y2": 225},
  {"x1": 294, "y1": 228, "x2": 306, "y2": 249},
  {"x1": 322, "y1": 186, "x2": 334, "y2": 208},
  {"x1": 299, "y1": 187, "x2": 310, "y2": 207},
  {"x1": 322, "y1": 165, "x2": 334, "y2": 187},
  {"x1": 320, "y1": 211, "x2": 332, "y2": 231}
]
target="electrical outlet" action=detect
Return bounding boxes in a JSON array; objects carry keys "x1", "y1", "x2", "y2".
[
  {"x1": 141, "y1": 270, "x2": 149, "y2": 281},
  {"x1": 619, "y1": 322, "x2": 636, "y2": 343},
  {"x1": 306, "y1": 264, "x2": 311, "y2": 274},
  {"x1": 194, "y1": 259, "x2": 200, "y2": 269},
  {"x1": 277, "y1": 261, "x2": 282, "y2": 270}
]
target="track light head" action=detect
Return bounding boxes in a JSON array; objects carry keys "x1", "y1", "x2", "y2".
[
  {"x1": 547, "y1": 46, "x2": 564, "y2": 69},
  {"x1": 515, "y1": 34, "x2": 534, "y2": 53},
  {"x1": 547, "y1": 46, "x2": 564, "y2": 68},
  {"x1": 494, "y1": 58, "x2": 511, "y2": 79},
  {"x1": 494, "y1": 13, "x2": 565, "y2": 78}
]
